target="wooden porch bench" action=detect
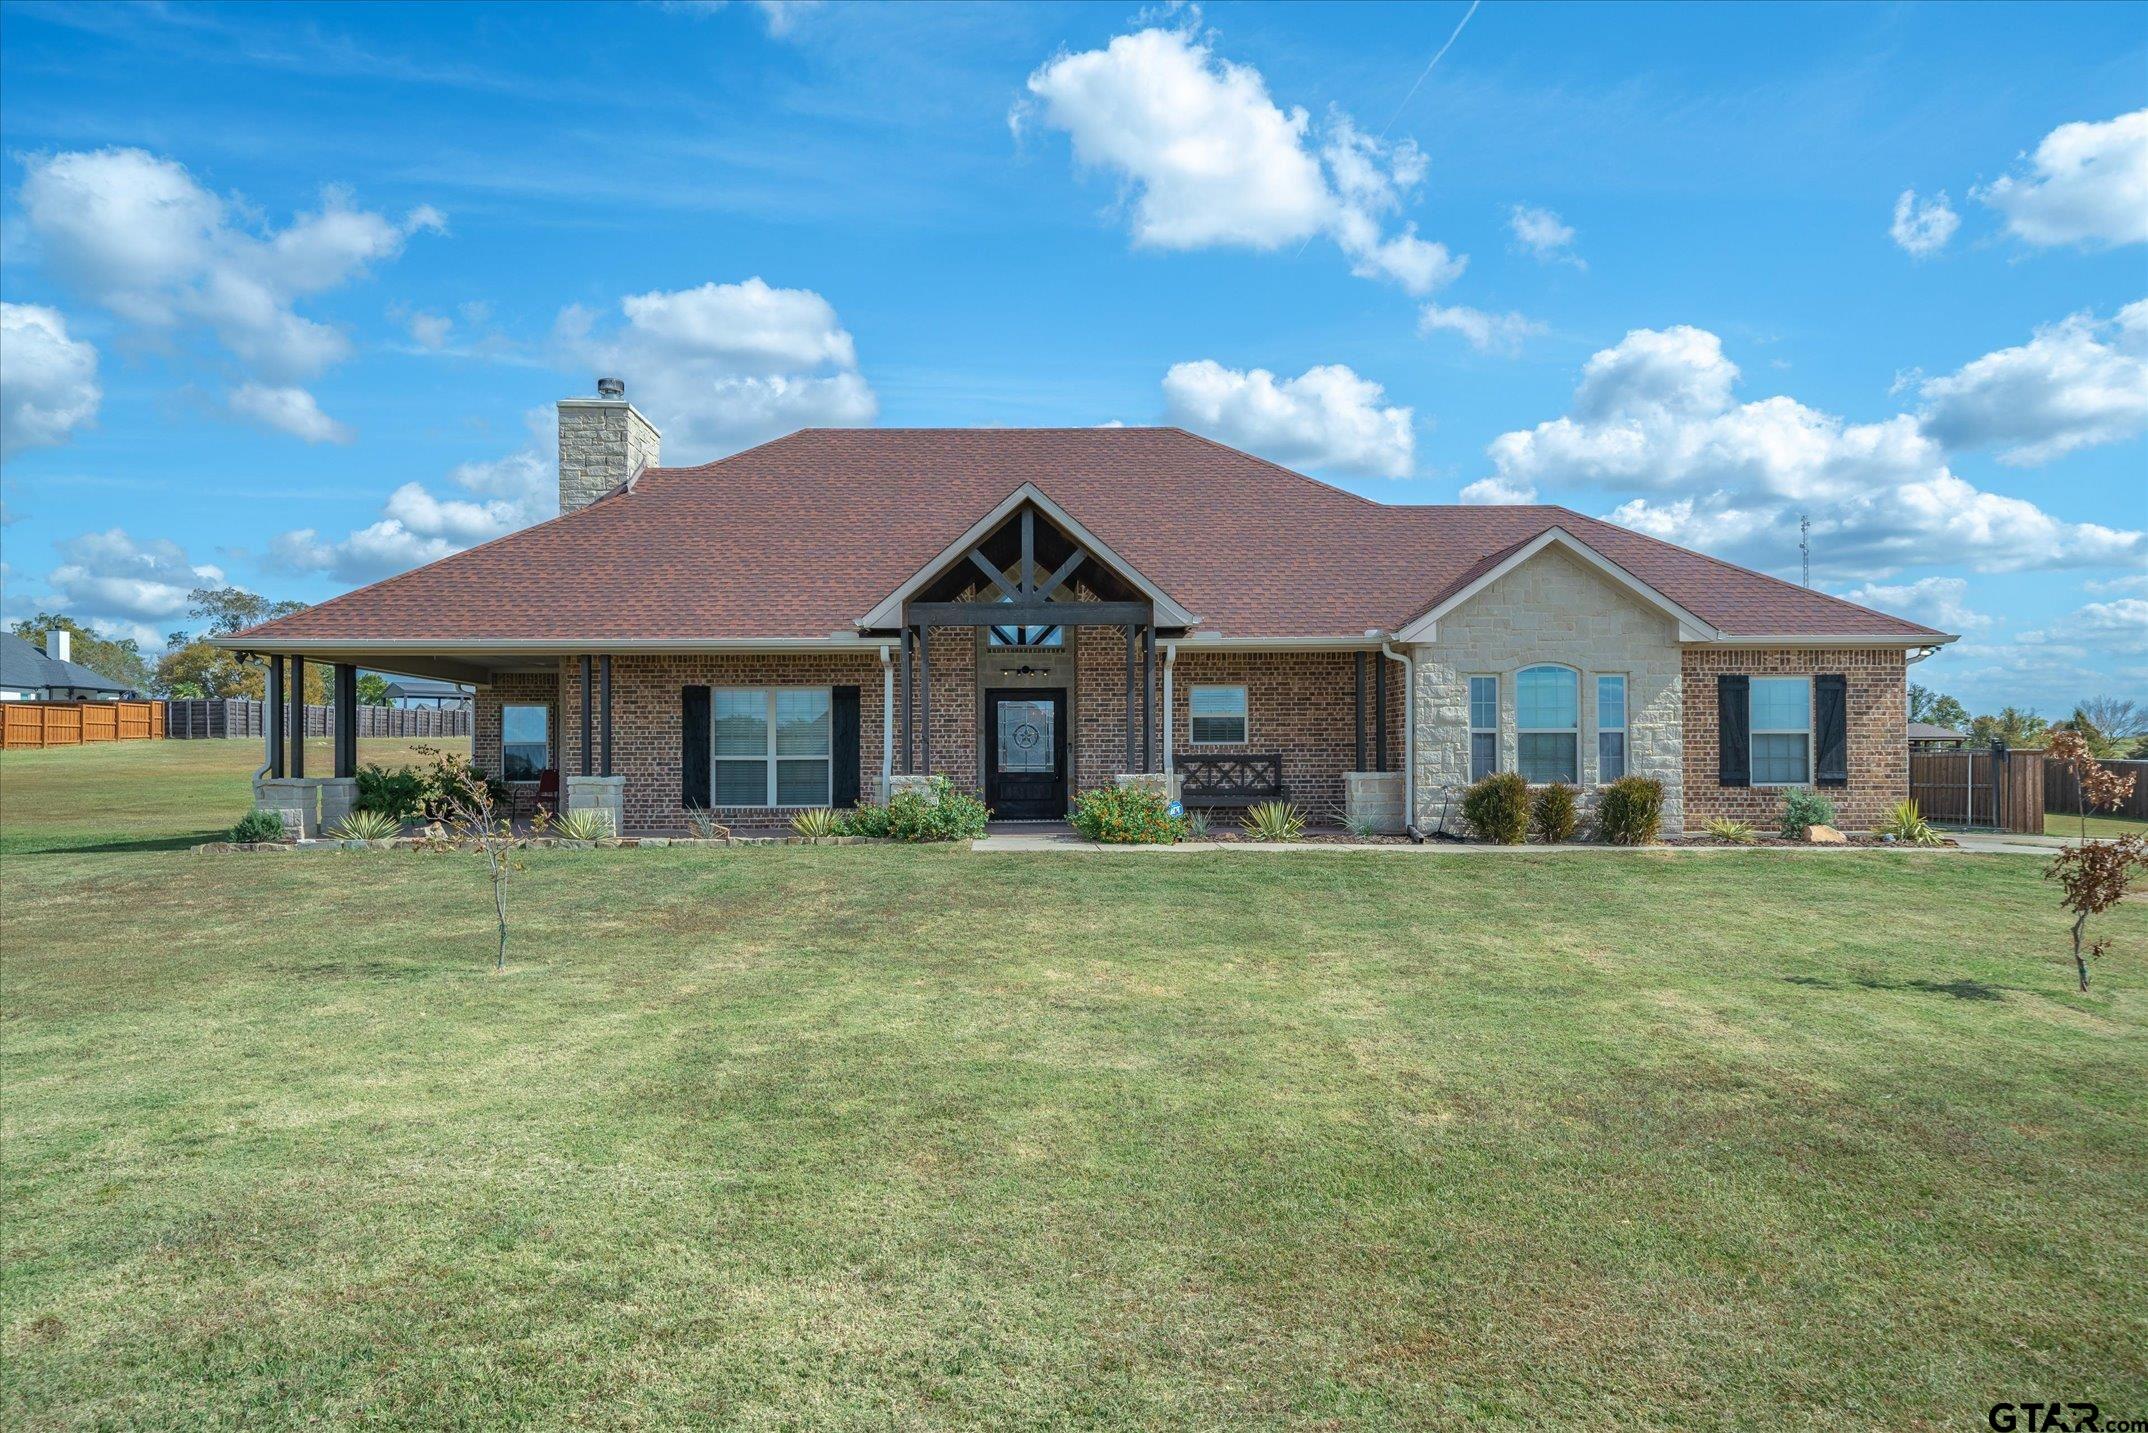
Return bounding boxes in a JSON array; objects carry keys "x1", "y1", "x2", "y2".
[{"x1": 1176, "y1": 753, "x2": 1286, "y2": 808}]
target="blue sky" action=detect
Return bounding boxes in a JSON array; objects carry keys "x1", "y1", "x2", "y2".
[{"x1": 1, "y1": 0, "x2": 2142, "y2": 713}]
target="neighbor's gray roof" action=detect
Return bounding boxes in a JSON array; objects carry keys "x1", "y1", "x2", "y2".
[
  {"x1": 0, "y1": 633, "x2": 137, "y2": 696},
  {"x1": 378, "y1": 675, "x2": 474, "y2": 699},
  {"x1": 1907, "y1": 721, "x2": 1965, "y2": 741}
]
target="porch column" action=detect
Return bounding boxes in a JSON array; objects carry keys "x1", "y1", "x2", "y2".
[
  {"x1": 264, "y1": 654, "x2": 285, "y2": 778},
  {"x1": 333, "y1": 663, "x2": 358, "y2": 777},
  {"x1": 599, "y1": 655, "x2": 613, "y2": 778},
  {"x1": 579, "y1": 655, "x2": 593, "y2": 778},
  {"x1": 918, "y1": 623, "x2": 932, "y2": 776},
  {"x1": 880, "y1": 644, "x2": 895, "y2": 800},
  {"x1": 1375, "y1": 654, "x2": 1388, "y2": 772},
  {"x1": 1354, "y1": 652, "x2": 1367, "y2": 771},
  {"x1": 1142, "y1": 624, "x2": 1154, "y2": 772},
  {"x1": 899, "y1": 626, "x2": 913, "y2": 774},
  {"x1": 288, "y1": 657, "x2": 305, "y2": 778},
  {"x1": 1124, "y1": 624, "x2": 1137, "y2": 771}
]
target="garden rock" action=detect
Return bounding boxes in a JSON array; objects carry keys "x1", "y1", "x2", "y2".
[{"x1": 1806, "y1": 823, "x2": 1847, "y2": 844}]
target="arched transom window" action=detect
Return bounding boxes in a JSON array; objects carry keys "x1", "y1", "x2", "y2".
[{"x1": 1516, "y1": 665, "x2": 1578, "y2": 784}]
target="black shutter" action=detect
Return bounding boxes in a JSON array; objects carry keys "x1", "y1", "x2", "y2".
[
  {"x1": 681, "y1": 685, "x2": 710, "y2": 809},
  {"x1": 1814, "y1": 674, "x2": 1849, "y2": 787},
  {"x1": 1717, "y1": 674, "x2": 1750, "y2": 787},
  {"x1": 831, "y1": 685, "x2": 861, "y2": 808}
]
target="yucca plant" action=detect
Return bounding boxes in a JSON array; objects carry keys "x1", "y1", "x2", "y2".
[
  {"x1": 1242, "y1": 800, "x2": 1306, "y2": 842},
  {"x1": 551, "y1": 807, "x2": 617, "y2": 844},
  {"x1": 327, "y1": 809, "x2": 402, "y2": 842},
  {"x1": 1182, "y1": 809, "x2": 1210, "y2": 839},
  {"x1": 684, "y1": 806, "x2": 731, "y2": 840},
  {"x1": 1877, "y1": 798, "x2": 1942, "y2": 846},
  {"x1": 790, "y1": 807, "x2": 842, "y2": 841},
  {"x1": 1704, "y1": 816, "x2": 1758, "y2": 845}
]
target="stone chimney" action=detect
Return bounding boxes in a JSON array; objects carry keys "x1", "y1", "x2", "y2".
[
  {"x1": 557, "y1": 378, "x2": 661, "y2": 514},
  {"x1": 44, "y1": 629, "x2": 72, "y2": 663}
]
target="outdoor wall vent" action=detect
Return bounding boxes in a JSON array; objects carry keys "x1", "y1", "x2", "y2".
[{"x1": 596, "y1": 376, "x2": 625, "y2": 398}]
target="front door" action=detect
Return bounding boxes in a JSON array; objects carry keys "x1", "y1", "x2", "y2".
[{"x1": 985, "y1": 688, "x2": 1068, "y2": 820}]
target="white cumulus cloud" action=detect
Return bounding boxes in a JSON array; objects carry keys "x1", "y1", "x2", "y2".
[
  {"x1": 1889, "y1": 188, "x2": 1959, "y2": 257},
  {"x1": 1836, "y1": 576, "x2": 1990, "y2": 633},
  {"x1": 1458, "y1": 475, "x2": 1537, "y2": 505},
  {"x1": 1483, "y1": 324, "x2": 2145, "y2": 577},
  {"x1": 228, "y1": 382, "x2": 354, "y2": 444},
  {"x1": 1020, "y1": 26, "x2": 1463, "y2": 297},
  {"x1": 1419, "y1": 303, "x2": 1545, "y2": 356},
  {"x1": 0, "y1": 302, "x2": 101, "y2": 461},
  {"x1": 1509, "y1": 205, "x2": 1582, "y2": 267},
  {"x1": 555, "y1": 277, "x2": 876, "y2": 462},
  {"x1": 12, "y1": 528, "x2": 227, "y2": 642},
  {"x1": 270, "y1": 413, "x2": 558, "y2": 585},
  {"x1": 1914, "y1": 299, "x2": 2148, "y2": 464},
  {"x1": 1162, "y1": 359, "x2": 1414, "y2": 479},
  {"x1": 1975, "y1": 108, "x2": 2148, "y2": 249},
  {"x1": 17, "y1": 147, "x2": 441, "y2": 434}
]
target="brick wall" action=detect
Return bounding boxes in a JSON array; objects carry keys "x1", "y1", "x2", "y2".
[
  {"x1": 473, "y1": 671, "x2": 560, "y2": 779},
  {"x1": 1682, "y1": 647, "x2": 1907, "y2": 831},
  {"x1": 1168, "y1": 650, "x2": 1402, "y2": 819},
  {"x1": 553, "y1": 653, "x2": 887, "y2": 830}
]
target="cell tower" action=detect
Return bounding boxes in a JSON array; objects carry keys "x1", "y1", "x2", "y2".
[{"x1": 1800, "y1": 514, "x2": 1811, "y2": 588}]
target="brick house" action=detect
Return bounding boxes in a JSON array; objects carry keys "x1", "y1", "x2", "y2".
[{"x1": 222, "y1": 382, "x2": 1952, "y2": 836}]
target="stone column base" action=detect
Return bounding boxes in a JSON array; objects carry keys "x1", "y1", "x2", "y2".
[
  {"x1": 564, "y1": 774, "x2": 625, "y2": 835},
  {"x1": 886, "y1": 773, "x2": 940, "y2": 800},
  {"x1": 253, "y1": 777, "x2": 320, "y2": 840},
  {"x1": 1344, "y1": 771, "x2": 1406, "y2": 834},
  {"x1": 317, "y1": 777, "x2": 359, "y2": 834}
]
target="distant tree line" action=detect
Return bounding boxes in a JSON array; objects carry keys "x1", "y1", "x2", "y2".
[{"x1": 1912, "y1": 684, "x2": 2148, "y2": 760}]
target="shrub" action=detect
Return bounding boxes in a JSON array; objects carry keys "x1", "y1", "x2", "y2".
[
  {"x1": 1777, "y1": 787, "x2": 1837, "y2": 840},
  {"x1": 355, "y1": 762, "x2": 425, "y2": 820},
  {"x1": 413, "y1": 744, "x2": 508, "y2": 816},
  {"x1": 230, "y1": 808, "x2": 286, "y2": 844},
  {"x1": 1596, "y1": 776, "x2": 1665, "y2": 845},
  {"x1": 1460, "y1": 772, "x2": 1528, "y2": 844},
  {"x1": 1704, "y1": 816, "x2": 1758, "y2": 845},
  {"x1": 1070, "y1": 786, "x2": 1185, "y2": 844},
  {"x1": 1529, "y1": 784, "x2": 1579, "y2": 843},
  {"x1": 1877, "y1": 799, "x2": 1941, "y2": 846},
  {"x1": 847, "y1": 777, "x2": 990, "y2": 842},
  {"x1": 551, "y1": 808, "x2": 617, "y2": 843},
  {"x1": 327, "y1": 809, "x2": 401, "y2": 842},
  {"x1": 790, "y1": 807, "x2": 842, "y2": 841},
  {"x1": 1242, "y1": 801, "x2": 1306, "y2": 842}
]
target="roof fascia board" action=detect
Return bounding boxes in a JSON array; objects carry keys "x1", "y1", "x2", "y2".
[
  {"x1": 1393, "y1": 527, "x2": 1724, "y2": 643},
  {"x1": 209, "y1": 636, "x2": 883, "y2": 656},
  {"x1": 1683, "y1": 633, "x2": 1960, "y2": 648},
  {"x1": 856, "y1": 482, "x2": 1198, "y2": 630}
]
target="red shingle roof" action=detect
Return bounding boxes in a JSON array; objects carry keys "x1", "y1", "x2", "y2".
[{"x1": 240, "y1": 428, "x2": 1948, "y2": 644}]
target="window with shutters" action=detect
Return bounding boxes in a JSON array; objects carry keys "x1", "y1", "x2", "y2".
[
  {"x1": 1468, "y1": 675, "x2": 1499, "y2": 782},
  {"x1": 1516, "y1": 665, "x2": 1578, "y2": 784},
  {"x1": 1596, "y1": 674, "x2": 1627, "y2": 783},
  {"x1": 1749, "y1": 677, "x2": 1812, "y2": 786},
  {"x1": 711, "y1": 688, "x2": 832, "y2": 806}
]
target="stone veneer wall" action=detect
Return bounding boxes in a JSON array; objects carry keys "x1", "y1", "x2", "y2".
[
  {"x1": 1682, "y1": 647, "x2": 1907, "y2": 832},
  {"x1": 1410, "y1": 545, "x2": 1686, "y2": 833},
  {"x1": 1168, "y1": 650, "x2": 1404, "y2": 819},
  {"x1": 556, "y1": 399, "x2": 661, "y2": 514},
  {"x1": 473, "y1": 671, "x2": 561, "y2": 779}
]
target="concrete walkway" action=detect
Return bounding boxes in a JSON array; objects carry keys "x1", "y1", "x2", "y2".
[{"x1": 970, "y1": 831, "x2": 2006, "y2": 855}]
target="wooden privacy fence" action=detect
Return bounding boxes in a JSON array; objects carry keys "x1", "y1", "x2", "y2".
[
  {"x1": 2045, "y1": 757, "x2": 2148, "y2": 823},
  {"x1": 2, "y1": 699, "x2": 167, "y2": 750},
  {"x1": 1908, "y1": 746, "x2": 2044, "y2": 834},
  {"x1": 164, "y1": 698, "x2": 470, "y2": 740}
]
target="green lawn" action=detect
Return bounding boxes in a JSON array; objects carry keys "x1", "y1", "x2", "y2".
[
  {"x1": 2045, "y1": 810, "x2": 2148, "y2": 840},
  {"x1": 4, "y1": 741, "x2": 2144, "y2": 1428}
]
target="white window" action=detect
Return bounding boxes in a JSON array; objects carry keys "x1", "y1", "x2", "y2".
[
  {"x1": 1189, "y1": 685, "x2": 1247, "y2": 744},
  {"x1": 501, "y1": 704, "x2": 549, "y2": 780},
  {"x1": 1468, "y1": 676, "x2": 1499, "y2": 782},
  {"x1": 1750, "y1": 677, "x2": 1811, "y2": 786},
  {"x1": 712, "y1": 688, "x2": 832, "y2": 806},
  {"x1": 1597, "y1": 674, "x2": 1627, "y2": 783},
  {"x1": 1516, "y1": 665, "x2": 1578, "y2": 784}
]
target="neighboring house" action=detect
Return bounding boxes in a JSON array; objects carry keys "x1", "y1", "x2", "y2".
[
  {"x1": 0, "y1": 631, "x2": 141, "y2": 702},
  {"x1": 379, "y1": 676, "x2": 474, "y2": 710},
  {"x1": 219, "y1": 382, "x2": 1954, "y2": 835},
  {"x1": 1907, "y1": 721, "x2": 1968, "y2": 752}
]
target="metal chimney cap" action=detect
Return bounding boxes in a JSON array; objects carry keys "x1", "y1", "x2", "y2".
[{"x1": 596, "y1": 376, "x2": 625, "y2": 398}]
